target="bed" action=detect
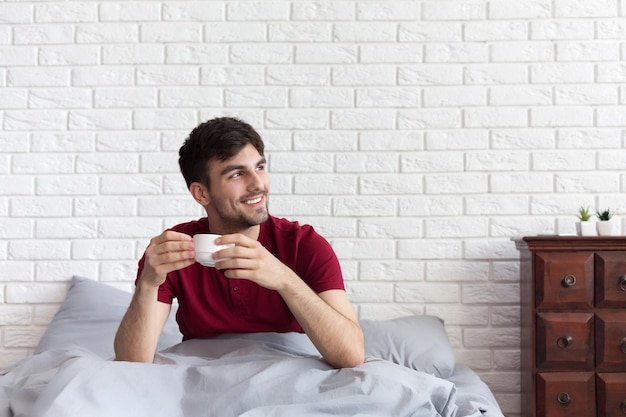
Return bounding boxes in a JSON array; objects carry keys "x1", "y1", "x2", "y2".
[{"x1": 1, "y1": 276, "x2": 504, "y2": 417}]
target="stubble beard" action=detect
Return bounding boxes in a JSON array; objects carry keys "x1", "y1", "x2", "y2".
[
  {"x1": 238, "y1": 204, "x2": 269, "y2": 228},
  {"x1": 212, "y1": 194, "x2": 270, "y2": 231}
]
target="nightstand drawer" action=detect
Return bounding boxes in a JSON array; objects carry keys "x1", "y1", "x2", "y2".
[
  {"x1": 596, "y1": 252, "x2": 626, "y2": 308},
  {"x1": 535, "y1": 252, "x2": 594, "y2": 309},
  {"x1": 596, "y1": 310, "x2": 626, "y2": 370},
  {"x1": 597, "y1": 373, "x2": 626, "y2": 417},
  {"x1": 536, "y1": 372, "x2": 595, "y2": 417},
  {"x1": 537, "y1": 312, "x2": 594, "y2": 369}
]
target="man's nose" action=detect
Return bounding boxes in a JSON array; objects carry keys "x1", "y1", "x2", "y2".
[{"x1": 248, "y1": 171, "x2": 264, "y2": 190}]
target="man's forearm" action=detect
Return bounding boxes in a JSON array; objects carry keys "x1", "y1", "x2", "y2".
[
  {"x1": 278, "y1": 277, "x2": 364, "y2": 368},
  {"x1": 114, "y1": 284, "x2": 163, "y2": 363}
]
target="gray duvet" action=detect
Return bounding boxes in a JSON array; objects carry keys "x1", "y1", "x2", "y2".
[
  {"x1": 2, "y1": 333, "x2": 502, "y2": 417},
  {"x1": 1, "y1": 278, "x2": 504, "y2": 417}
]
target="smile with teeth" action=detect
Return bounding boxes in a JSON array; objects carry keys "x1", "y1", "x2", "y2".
[{"x1": 243, "y1": 196, "x2": 263, "y2": 205}]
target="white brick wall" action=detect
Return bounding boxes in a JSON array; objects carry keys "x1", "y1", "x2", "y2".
[{"x1": 1, "y1": 1, "x2": 624, "y2": 415}]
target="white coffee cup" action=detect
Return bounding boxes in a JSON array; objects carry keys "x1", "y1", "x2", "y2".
[{"x1": 193, "y1": 234, "x2": 234, "y2": 267}]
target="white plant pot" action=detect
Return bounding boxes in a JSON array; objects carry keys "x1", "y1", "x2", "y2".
[
  {"x1": 576, "y1": 222, "x2": 597, "y2": 236},
  {"x1": 596, "y1": 221, "x2": 614, "y2": 236}
]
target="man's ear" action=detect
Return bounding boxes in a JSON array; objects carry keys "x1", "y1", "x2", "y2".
[{"x1": 189, "y1": 182, "x2": 210, "y2": 205}]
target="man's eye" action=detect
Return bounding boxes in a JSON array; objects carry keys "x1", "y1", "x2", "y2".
[
  {"x1": 256, "y1": 165, "x2": 266, "y2": 172},
  {"x1": 230, "y1": 172, "x2": 242, "y2": 179}
]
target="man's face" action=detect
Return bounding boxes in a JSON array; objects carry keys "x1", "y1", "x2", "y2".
[{"x1": 205, "y1": 144, "x2": 269, "y2": 232}]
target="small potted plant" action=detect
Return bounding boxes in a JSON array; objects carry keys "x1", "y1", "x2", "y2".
[
  {"x1": 595, "y1": 208, "x2": 616, "y2": 236},
  {"x1": 576, "y1": 206, "x2": 596, "y2": 236}
]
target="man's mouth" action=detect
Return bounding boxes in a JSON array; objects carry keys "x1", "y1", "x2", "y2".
[{"x1": 243, "y1": 195, "x2": 263, "y2": 205}]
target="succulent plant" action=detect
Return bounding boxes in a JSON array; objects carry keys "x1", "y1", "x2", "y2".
[
  {"x1": 596, "y1": 208, "x2": 615, "y2": 221},
  {"x1": 577, "y1": 206, "x2": 592, "y2": 222}
]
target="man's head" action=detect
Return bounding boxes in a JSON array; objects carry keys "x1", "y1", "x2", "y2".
[
  {"x1": 179, "y1": 117, "x2": 269, "y2": 234},
  {"x1": 179, "y1": 117, "x2": 265, "y2": 189}
]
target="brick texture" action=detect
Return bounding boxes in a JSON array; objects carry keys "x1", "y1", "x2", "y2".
[{"x1": 1, "y1": 1, "x2": 625, "y2": 415}]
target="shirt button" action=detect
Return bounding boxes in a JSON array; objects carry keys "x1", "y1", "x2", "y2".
[{"x1": 233, "y1": 286, "x2": 239, "y2": 292}]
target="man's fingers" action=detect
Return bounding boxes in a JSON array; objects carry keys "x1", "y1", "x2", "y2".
[
  {"x1": 153, "y1": 259, "x2": 196, "y2": 276},
  {"x1": 213, "y1": 244, "x2": 249, "y2": 261},
  {"x1": 147, "y1": 231, "x2": 195, "y2": 257},
  {"x1": 140, "y1": 232, "x2": 195, "y2": 287},
  {"x1": 160, "y1": 249, "x2": 195, "y2": 264},
  {"x1": 143, "y1": 231, "x2": 196, "y2": 277},
  {"x1": 151, "y1": 230, "x2": 193, "y2": 246},
  {"x1": 155, "y1": 240, "x2": 195, "y2": 256}
]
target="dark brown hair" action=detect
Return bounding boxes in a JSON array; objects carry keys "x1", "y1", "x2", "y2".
[{"x1": 178, "y1": 117, "x2": 265, "y2": 189}]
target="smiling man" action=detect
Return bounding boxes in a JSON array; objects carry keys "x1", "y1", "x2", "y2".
[{"x1": 114, "y1": 117, "x2": 365, "y2": 369}]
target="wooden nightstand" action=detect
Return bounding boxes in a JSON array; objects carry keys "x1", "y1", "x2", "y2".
[{"x1": 516, "y1": 236, "x2": 626, "y2": 417}]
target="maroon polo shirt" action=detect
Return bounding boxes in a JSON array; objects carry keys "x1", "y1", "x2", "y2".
[{"x1": 136, "y1": 216, "x2": 345, "y2": 340}]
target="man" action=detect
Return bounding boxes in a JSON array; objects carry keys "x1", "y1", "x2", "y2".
[{"x1": 114, "y1": 117, "x2": 364, "y2": 368}]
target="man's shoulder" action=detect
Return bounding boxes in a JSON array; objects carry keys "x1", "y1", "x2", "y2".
[
  {"x1": 265, "y1": 216, "x2": 315, "y2": 236},
  {"x1": 262, "y1": 216, "x2": 329, "y2": 251}
]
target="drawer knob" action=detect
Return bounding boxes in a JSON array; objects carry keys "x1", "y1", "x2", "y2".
[
  {"x1": 620, "y1": 275, "x2": 626, "y2": 291},
  {"x1": 561, "y1": 274, "x2": 577, "y2": 288},
  {"x1": 557, "y1": 392, "x2": 572, "y2": 406},
  {"x1": 621, "y1": 337, "x2": 626, "y2": 354},
  {"x1": 557, "y1": 336, "x2": 573, "y2": 349}
]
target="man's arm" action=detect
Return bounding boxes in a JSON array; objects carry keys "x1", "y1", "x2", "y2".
[
  {"x1": 114, "y1": 230, "x2": 195, "y2": 362},
  {"x1": 215, "y1": 234, "x2": 365, "y2": 368},
  {"x1": 279, "y1": 284, "x2": 364, "y2": 368},
  {"x1": 114, "y1": 286, "x2": 171, "y2": 362}
]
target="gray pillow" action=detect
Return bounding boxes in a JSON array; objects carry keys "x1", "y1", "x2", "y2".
[
  {"x1": 35, "y1": 276, "x2": 182, "y2": 358},
  {"x1": 361, "y1": 315, "x2": 456, "y2": 378},
  {"x1": 36, "y1": 277, "x2": 456, "y2": 379}
]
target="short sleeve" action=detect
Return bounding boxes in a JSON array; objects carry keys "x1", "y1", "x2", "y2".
[
  {"x1": 294, "y1": 226, "x2": 345, "y2": 294},
  {"x1": 135, "y1": 254, "x2": 175, "y2": 304}
]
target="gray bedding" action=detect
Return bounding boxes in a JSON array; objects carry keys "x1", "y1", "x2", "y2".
[{"x1": 0, "y1": 277, "x2": 504, "y2": 417}]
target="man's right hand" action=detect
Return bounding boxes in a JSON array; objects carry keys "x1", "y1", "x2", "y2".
[
  {"x1": 115, "y1": 230, "x2": 191, "y2": 363},
  {"x1": 139, "y1": 230, "x2": 196, "y2": 287}
]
